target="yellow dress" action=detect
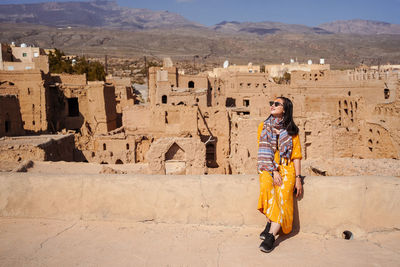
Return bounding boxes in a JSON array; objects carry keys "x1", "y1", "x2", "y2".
[{"x1": 257, "y1": 122, "x2": 302, "y2": 234}]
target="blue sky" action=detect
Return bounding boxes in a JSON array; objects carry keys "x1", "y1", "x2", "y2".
[{"x1": 2, "y1": 0, "x2": 400, "y2": 26}]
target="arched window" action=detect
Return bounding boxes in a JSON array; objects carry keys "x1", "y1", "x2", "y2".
[
  {"x1": 162, "y1": 95, "x2": 167, "y2": 104},
  {"x1": 103, "y1": 143, "x2": 107, "y2": 150},
  {"x1": 188, "y1": 81, "x2": 194, "y2": 88}
]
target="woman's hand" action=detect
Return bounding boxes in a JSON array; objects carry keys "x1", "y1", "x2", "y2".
[
  {"x1": 295, "y1": 177, "x2": 303, "y2": 197},
  {"x1": 273, "y1": 170, "x2": 282, "y2": 186},
  {"x1": 273, "y1": 128, "x2": 281, "y2": 135}
]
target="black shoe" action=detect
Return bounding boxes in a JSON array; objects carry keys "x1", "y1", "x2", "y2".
[
  {"x1": 259, "y1": 233, "x2": 275, "y2": 253},
  {"x1": 259, "y1": 222, "x2": 271, "y2": 240}
]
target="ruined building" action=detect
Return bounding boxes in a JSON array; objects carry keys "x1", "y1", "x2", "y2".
[
  {"x1": 0, "y1": 43, "x2": 124, "y2": 162},
  {"x1": 1, "y1": 43, "x2": 399, "y2": 175},
  {"x1": 95, "y1": 59, "x2": 399, "y2": 175}
]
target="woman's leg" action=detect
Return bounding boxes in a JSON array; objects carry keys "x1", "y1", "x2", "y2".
[{"x1": 269, "y1": 221, "x2": 281, "y2": 237}]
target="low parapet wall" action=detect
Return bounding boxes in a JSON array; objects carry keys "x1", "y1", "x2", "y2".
[{"x1": 0, "y1": 173, "x2": 399, "y2": 238}]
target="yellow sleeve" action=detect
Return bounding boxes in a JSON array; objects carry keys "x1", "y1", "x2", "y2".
[
  {"x1": 257, "y1": 122, "x2": 264, "y2": 145},
  {"x1": 291, "y1": 134, "x2": 302, "y2": 160}
]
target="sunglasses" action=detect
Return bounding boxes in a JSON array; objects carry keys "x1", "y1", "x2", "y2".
[{"x1": 269, "y1": 101, "x2": 283, "y2": 107}]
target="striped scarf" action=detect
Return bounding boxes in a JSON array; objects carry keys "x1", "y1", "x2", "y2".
[{"x1": 257, "y1": 115, "x2": 293, "y2": 175}]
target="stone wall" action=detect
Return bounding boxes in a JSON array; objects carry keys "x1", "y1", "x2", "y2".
[
  {"x1": 0, "y1": 134, "x2": 75, "y2": 162},
  {"x1": 146, "y1": 137, "x2": 206, "y2": 175},
  {"x1": 0, "y1": 173, "x2": 398, "y2": 238},
  {"x1": 0, "y1": 95, "x2": 24, "y2": 137},
  {"x1": 0, "y1": 70, "x2": 49, "y2": 133}
]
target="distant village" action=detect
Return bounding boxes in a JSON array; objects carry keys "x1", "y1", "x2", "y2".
[{"x1": 1, "y1": 42, "x2": 399, "y2": 175}]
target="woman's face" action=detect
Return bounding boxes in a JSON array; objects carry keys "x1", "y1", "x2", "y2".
[{"x1": 270, "y1": 98, "x2": 284, "y2": 117}]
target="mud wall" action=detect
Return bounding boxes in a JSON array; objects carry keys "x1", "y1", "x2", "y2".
[{"x1": 0, "y1": 174, "x2": 398, "y2": 238}]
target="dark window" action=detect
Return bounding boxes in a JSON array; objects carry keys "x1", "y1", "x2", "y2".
[
  {"x1": 126, "y1": 143, "x2": 130, "y2": 150},
  {"x1": 243, "y1": 99, "x2": 250, "y2": 107},
  {"x1": 225, "y1": 97, "x2": 236, "y2": 107},
  {"x1": 188, "y1": 81, "x2": 195, "y2": 88},
  {"x1": 5, "y1": 121, "x2": 10, "y2": 133},
  {"x1": 115, "y1": 159, "x2": 123, "y2": 164},
  {"x1": 103, "y1": 143, "x2": 107, "y2": 151},
  {"x1": 206, "y1": 143, "x2": 216, "y2": 167},
  {"x1": 67, "y1": 98, "x2": 79, "y2": 117},
  {"x1": 206, "y1": 144, "x2": 215, "y2": 161},
  {"x1": 384, "y1": 88, "x2": 390, "y2": 99},
  {"x1": 162, "y1": 95, "x2": 167, "y2": 104}
]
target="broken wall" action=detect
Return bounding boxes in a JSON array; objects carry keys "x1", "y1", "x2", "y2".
[
  {"x1": 0, "y1": 134, "x2": 75, "y2": 162},
  {"x1": 146, "y1": 137, "x2": 206, "y2": 175}
]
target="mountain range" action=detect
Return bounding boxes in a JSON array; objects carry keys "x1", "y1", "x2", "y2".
[
  {"x1": 1, "y1": 0, "x2": 400, "y2": 35},
  {"x1": 1, "y1": 0, "x2": 400, "y2": 68}
]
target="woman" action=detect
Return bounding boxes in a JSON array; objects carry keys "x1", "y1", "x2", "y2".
[{"x1": 257, "y1": 96, "x2": 303, "y2": 253}]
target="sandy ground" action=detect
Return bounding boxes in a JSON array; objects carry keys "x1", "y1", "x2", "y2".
[{"x1": 1, "y1": 218, "x2": 399, "y2": 267}]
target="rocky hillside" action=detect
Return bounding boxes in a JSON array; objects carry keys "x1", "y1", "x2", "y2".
[
  {"x1": 213, "y1": 21, "x2": 332, "y2": 35},
  {"x1": 319, "y1": 19, "x2": 400, "y2": 35},
  {"x1": 1, "y1": 1, "x2": 400, "y2": 69},
  {"x1": 0, "y1": 0, "x2": 202, "y2": 29},
  {"x1": 3, "y1": 1, "x2": 400, "y2": 35},
  {"x1": 2, "y1": 22, "x2": 400, "y2": 70}
]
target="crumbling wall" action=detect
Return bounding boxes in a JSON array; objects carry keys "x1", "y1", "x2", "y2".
[
  {"x1": 123, "y1": 105, "x2": 198, "y2": 137},
  {"x1": 0, "y1": 70, "x2": 48, "y2": 133},
  {"x1": 0, "y1": 95, "x2": 24, "y2": 137},
  {"x1": 0, "y1": 134, "x2": 75, "y2": 162},
  {"x1": 229, "y1": 115, "x2": 261, "y2": 174},
  {"x1": 197, "y1": 107, "x2": 230, "y2": 174},
  {"x1": 53, "y1": 74, "x2": 86, "y2": 86},
  {"x1": 91, "y1": 135, "x2": 135, "y2": 164},
  {"x1": 85, "y1": 82, "x2": 117, "y2": 134},
  {"x1": 146, "y1": 137, "x2": 206, "y2": 175}
]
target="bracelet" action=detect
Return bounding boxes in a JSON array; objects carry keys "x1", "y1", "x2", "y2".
[{"x1": 295, "y1": 175, "x2": 302, "y2": 179}]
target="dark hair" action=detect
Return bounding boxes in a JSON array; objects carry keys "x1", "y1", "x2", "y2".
[{"x1": 277, "y1": 96, "x2": 299, "y2": 136}]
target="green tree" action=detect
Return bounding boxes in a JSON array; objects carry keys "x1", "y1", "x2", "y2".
[
  {"x1": 48, "y1": 48, "x2": 105, "y2": 81},
  {"x1": 87, "y1": 61, "x2": 105, "y2": 81},
  {"x1": 48, "y1": 49, "x2": 73, "y2": 74}
]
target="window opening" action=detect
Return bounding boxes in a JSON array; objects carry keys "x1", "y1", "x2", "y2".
[
  {"x1": 206, "y1": 144, "x2": 215, "y2": 162},
  {"x1": 384, "y1": 88, "x2": 390, "y2": 99},
  {"x1": 67, "y1": 98, "x2": 79, "y2": 117},
  {"x1": 5, "y1": 120, "x2": 10, "y2": 133},
  {"x1": 225, "y1": 97, "x2": 236, "y2": 107}
]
